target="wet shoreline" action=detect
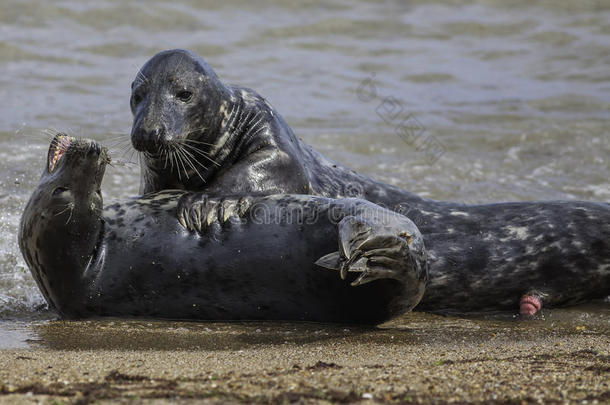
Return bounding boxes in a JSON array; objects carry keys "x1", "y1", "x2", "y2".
[
  {"x1": 0, "y1": 309, "x2": 608, "y2": 403},
  {"x1": 1, "y1": 302, "x2": 608, "y2": 350}
]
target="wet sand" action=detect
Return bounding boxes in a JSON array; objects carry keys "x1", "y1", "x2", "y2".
[{"x1": 0, "y1": 309, "x2": 608, "y2": 404}]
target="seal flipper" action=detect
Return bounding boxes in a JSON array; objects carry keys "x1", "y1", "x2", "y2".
[
  {"x1": 177, "y1": 192, "x2": 252, "y2": 233},
  {"x1": 338, "y1": 216, "x2": 374, "y2": 259},
  {"x1": 315, "y1": 252, "x2": 342, "y2": 270},
  {"x1": 317, "y1": 215, "x2": 429, "y2": 288},
  {"x1": 316, "y1": 214, "x2": 428, "y2": 315},
  {"x1": 314, "y1": 215, "x2": 376, "y2": 280},
  {"x1": 177, "y1": 192, "x2": 208, "y2": 232}
]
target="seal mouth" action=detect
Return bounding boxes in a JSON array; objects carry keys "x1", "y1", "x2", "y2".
[{"x1": 48, "y1": 134, "x2": 74, "y2": 173}]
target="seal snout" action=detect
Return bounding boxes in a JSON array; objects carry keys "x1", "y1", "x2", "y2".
[
  {"x1": 131, "y1": 126, "x2": 166, "y2": 153},
  {"x1": 86, "y1": 140, "x2": 103, "y2": 157}
]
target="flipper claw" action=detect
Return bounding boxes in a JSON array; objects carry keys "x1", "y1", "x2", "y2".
[
  {"x1": 177, "y1": 193, "x2": 249, "y2": 233},
  {"x1": 315, "y1": 215, "x2": 428, "y2": 290}
]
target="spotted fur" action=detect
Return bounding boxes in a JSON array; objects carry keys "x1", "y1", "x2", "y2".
[
  {"x1": 19, "y1": 137, "x2": 428, "y2": 324},
  {"x1": 132, "y1": 50, "x2": 610, "y2": 314}
]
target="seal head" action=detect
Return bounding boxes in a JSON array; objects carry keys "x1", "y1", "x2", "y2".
[
  {"x1": 131, "y1": 49, "x2": 226, "y2": 153},
  {"x1": 130, "y1": 49, "x2": 237, "y2": 194},
  {"x1": 19, "y1": 134, "x2": 108, "y2": 315}
]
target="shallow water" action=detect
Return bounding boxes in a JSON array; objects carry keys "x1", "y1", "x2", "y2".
[
  {"x1": 0, "y1": 304, "x2": 608, "y2": 350},
  {"x1": 0, "y1": 1, "x2": 608, "y2": 325}
]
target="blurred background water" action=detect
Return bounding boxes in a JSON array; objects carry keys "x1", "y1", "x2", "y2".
[{"x1": 0, "y1": 0, "x2": 608, "y2": 321}]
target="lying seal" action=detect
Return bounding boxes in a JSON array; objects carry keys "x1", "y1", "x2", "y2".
[
  {"x1": 18, "y1": 135, "x2": 428, "y2": 324},
  {"x1": 130, "y1": 49, "x2": 610, "y2": 315}
]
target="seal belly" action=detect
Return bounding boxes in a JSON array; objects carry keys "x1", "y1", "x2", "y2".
[{"x1": 91, "y1": 195, "x2": 408, "y2": 324}]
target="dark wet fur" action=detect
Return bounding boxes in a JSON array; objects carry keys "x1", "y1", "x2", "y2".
[
  {"x1": 19, "y1": 137, "x2": 428, "y2": 324},
  {"x1": 130, "y1": 49, "x2": 610, "y2": 314}
]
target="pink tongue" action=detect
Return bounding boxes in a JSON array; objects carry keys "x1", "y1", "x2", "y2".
[
  {"x1": 520, "y1": 295, "x2": 542, "y2": 317},
  {"x1": 50, "y1": 136, "x2": 72, "y2": 171}
]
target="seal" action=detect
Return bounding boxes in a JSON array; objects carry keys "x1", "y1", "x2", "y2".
[
  {"x1": 18, "y1": 135, "x2": 428, "y2": 324},
  {"x1": 130, "y1": 49, "x2": 610, "y2": 316},
  {"x1": 182, "y1": 191, "x2": 610, "y2": 316}
]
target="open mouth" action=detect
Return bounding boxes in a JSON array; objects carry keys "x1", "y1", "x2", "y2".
[{"x1": 48, "y1": 134, "x2": 74, "y2": 173}]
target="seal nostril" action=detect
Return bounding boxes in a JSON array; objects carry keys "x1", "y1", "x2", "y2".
[
  {"x1": 87, "y1": 144, "x2": 101, "y2": 156},
  {"x1": 132, "y1": 127, "x2": 165, "y2": 154},
  {"x1": 151, "y1": 127, "x2": 165, "y2": 141},
  {"x1": 132, "y1": 127, "x2": 154, "y2": 152}
]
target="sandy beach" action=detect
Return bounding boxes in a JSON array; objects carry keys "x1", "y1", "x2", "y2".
[{"x1": 0, "y1": 310, "x2": 608, "y2": 404}]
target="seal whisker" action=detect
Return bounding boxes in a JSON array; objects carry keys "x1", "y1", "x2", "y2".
[
  {"x1": 107, "y1": 160, "x2": 138, "y2": 169},
  {"x1": 177, "y1": 144, "x2": 209, "y2": 172},
  {"x1": 163, "y1": 146, "x2": 170, "y2": 170},
  {"x1": 110, "y1": 136, "x2": 134, "y2": 149},
  {"x1": 162, "y1": 147, "x2": 176, "y2": 174},
  {"x1": 171, "y1": 147, "x2": 182, "y2": 179},
  {"x1": 65, "y1": 207, "x2": 74, "y2": 225},
  {"x1": 54, "y1": 202, "x2": 75, "y2": 224},
  {"x1": 175, "y1": 149, "x2": 189, "y2": 181},
  {"x1": 121, "y1": 143, "x2": 138, "y2": 158},
  {"x1": 169, "y1": 145, "x2": 186, "y2": 182},
  {"x1": 127, "y1": 148, "x2": 139, "y2": 165},
  {"x1": 178, "y1": 140, "x2": 211, "y2": 154},
  {"x1": 38, "y1": 128, "x2": 69, "y2": 143},
  {"x1": 176, "y1": 144, "x2": 205, "y2": 181},
  {"x1": 179, "y1": 142, "x2": 220, "y2": 167},
  {"x1": 104, "y1": 133, "x2": 132, "y2": 140},
  {"x1": 107, "y1": 143, "x2": 138, "y2": 162},
  {"x1": 106, "y1": 149, "x2": 136, "y2": 162},
  {"x1": 180, "y1": 138, "x2": 215, "y2": 146},
  {"x1": 105, "y1": 139, "x2": 134, "y2": 151},
  {"x1": 45, "y1": 128, "x2": 62, "y2": 137},
  {"x1": 169, "y1": 149, "x2": 176, "y2": 174},
  {"x1": 135, "y1": 69, "x2": 150, "y2": 86},
  {"x1": 104, "y1": 140, "x2": 133, "y2": 150},
  {"x1": 105, "y1": 137, "x2": 132, "y2": 145},
  {"x1": 175, "y1": 145, "x2": 206, "y2": 183},
  {"x1": 18, "y1": 132, "x2": 53, "y2": 141}
]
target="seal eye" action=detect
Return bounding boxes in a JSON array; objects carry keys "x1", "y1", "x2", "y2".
[
  {"x1": 176, "y1": 90, "x2": 192, "y2": 102},
  {"x1": 132, "y1": 94, "x2": 143, "y2": 105},
  {"x1": 52, "y1": 187, "x2": 70, "y2": 196}
]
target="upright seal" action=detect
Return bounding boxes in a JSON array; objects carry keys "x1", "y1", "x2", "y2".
[{"x1": 130, "y1": 49, "x2": 610, "y2": 315}]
